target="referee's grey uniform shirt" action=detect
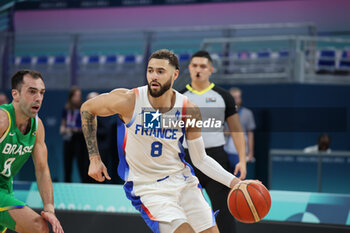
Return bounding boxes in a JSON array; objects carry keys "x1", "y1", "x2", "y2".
[{"x1": 180, "y1": 83, "x2": 237, "y2": 149}]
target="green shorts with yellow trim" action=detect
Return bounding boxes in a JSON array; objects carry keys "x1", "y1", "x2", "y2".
[{"x1": 0, "y1": 188, "x2": 26, "y2": 231}]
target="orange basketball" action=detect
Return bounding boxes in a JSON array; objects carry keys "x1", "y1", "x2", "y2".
[{"x1": 227, "y1": 180, "x2": 271, "y2": 223}]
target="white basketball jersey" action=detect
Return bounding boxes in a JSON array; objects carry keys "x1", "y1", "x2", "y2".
[{"x1": 117, "y1": 85, "x2": 189, "y2": 183}]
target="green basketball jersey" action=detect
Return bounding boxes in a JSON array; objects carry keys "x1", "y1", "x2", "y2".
[{"x1": 0, "y1": 104, "x2": 37, "y2": 192}]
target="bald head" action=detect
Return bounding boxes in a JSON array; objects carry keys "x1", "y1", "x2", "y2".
[
  {"x1": 0, "y1": 93, "x2": 9, "y2": 105},
  {"x1": 318, "y1": 134, "x2": 331, "y2": 151},
  {"x1": 87, "y1": 92, "x2": 99, "y2": 100},
  {"x1": 230, "y1": 87, "x2": 242, "y2": 107}
]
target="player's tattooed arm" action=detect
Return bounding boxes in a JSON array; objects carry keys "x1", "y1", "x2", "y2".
[
  {"x1": 190, "y1": 104, "x2": 202, "y2": 122},
  {"x1": 81, "y1": 110, "x2": 99, "y2": 157},
  {"x1": 80, "y1": 88, "x2": 134, "y2": 158}
]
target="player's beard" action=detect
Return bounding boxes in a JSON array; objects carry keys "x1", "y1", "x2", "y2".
[{"x1": 148, "y1": 75, "x2": 172, "y2": 98}]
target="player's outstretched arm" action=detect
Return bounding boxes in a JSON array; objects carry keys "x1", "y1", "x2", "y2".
[
  {"x1": 80, "y1": 88, "x2": 135, "y2": 182},
  {"x1": 32, "y1": 118, "x2": 64, "y2": 233},
  {"x1": 226, "y1": 114, "x2": 247, "y2": 179},
  {"x1": 185, "y1": 101, "x2": 240, "y2": 189}
]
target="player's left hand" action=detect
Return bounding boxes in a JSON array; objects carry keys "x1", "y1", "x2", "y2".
[
  {"x1": 41, "y1": 211, "x2": 64, "y2": 233},
  {"x1": 234, "y1": 161, "x2": 247, "y2": 180}
]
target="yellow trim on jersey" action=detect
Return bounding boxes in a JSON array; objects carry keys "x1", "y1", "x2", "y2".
[
  {"x1": 186, "y1": 83, "x2": 215, "y2": 95},
  {"x1": 0, "y1": 205, "x2": 24, "y2": 212},
  {"x1": 0, "y1": 109, "x2": 11, "y2": 143},
  {"x1": 0, "y1": 206, "x2": 14, "y2": 212},
  {"x1": 1, "y1": 227, "x2": 7, "y2": 233}
]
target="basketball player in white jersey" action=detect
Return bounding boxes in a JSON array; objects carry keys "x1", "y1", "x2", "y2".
[{"x1": 81, "y1": 49, "x2": 256, "y2": 233}]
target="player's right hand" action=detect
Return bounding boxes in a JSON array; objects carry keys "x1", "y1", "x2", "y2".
[
  {"x1": 41, "y1": 211, "x2": 64, "y2": 233},
  {"x1": 88, "y1": 156, "x2": 111, "y2": 182}
]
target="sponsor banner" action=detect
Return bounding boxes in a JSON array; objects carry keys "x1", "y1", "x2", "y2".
[
  {"x1": 266, "y1": 191, "x2": 350, "y2": 226},
  {"x1": 14, "y1": 182, "x2": 211, "y2": 213},
  {"x1": 13, "y1": 182, "x2": 350, "y2": 225}
]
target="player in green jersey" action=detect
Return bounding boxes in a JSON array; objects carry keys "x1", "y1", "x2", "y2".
[{"x1": 0, "y1": 70, "x2": 63, "y2": 233}]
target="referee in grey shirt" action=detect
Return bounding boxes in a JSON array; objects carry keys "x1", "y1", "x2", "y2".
[{"x1": 180, "y1": 51, "x2": 247, "y2": 233}]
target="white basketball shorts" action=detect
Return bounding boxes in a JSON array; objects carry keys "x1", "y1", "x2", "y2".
[{"x1": 124, "y1": 166, "x2": 216, "y2": 233}]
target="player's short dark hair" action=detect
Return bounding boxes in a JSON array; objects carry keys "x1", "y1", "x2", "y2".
[
  {"x1": 149, "y1": 49, "x2": 180, "y2": 70},
  {"x1": 190, "y1": 50, "x2": 213, "y2": 64},
  {"x1": 11, "y1": 69, "x2": 43, "y2": 91}
]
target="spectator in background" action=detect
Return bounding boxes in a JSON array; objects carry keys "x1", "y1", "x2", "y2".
[
  {"x1": 60, "y1": 86, "x2": 89, "y2": 183},
  {"x1": 224, "y1": 88, "x2": 256, "y2": 174},
  {"x1": 304, "y1": 133, "x2": 331, "y2": 153},
  {"x1": 0, "y1": 92, "x2": 9, "y2": 105},
  {"x1": 86, "y1": 92, "x2": 122, "y2": 184}
]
